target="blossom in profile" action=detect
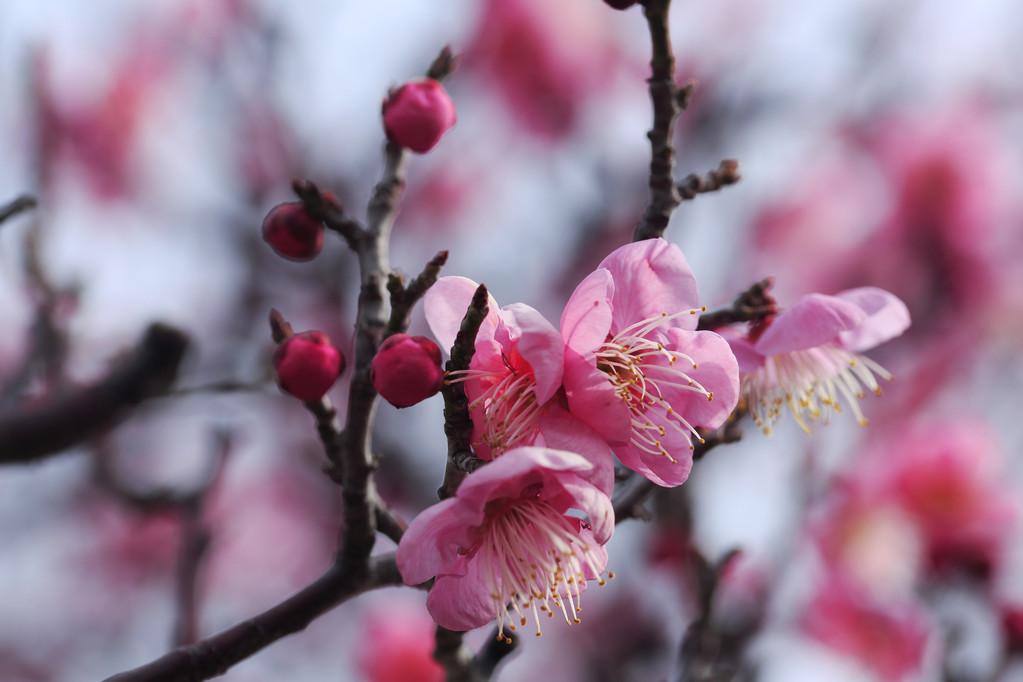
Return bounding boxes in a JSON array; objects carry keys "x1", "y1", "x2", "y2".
[
  {"x1": 396, "y1": 447, "x2": 614, "y2": 640},
  {"x1": 559, "y1": 238, "x2": 739, "y2": 487},
  {"x1": 879, "y1": 421, "x2": 1016, "y2": 578},
  {"x1": 425, "y1": 277, "x2": 612, "y2": 487},
  {"x1": 725, "y1": 287, "x2": 909, "y2": 434},
  {"x1": 802, "y1": 576, "x2": 930, "y2": 681}
]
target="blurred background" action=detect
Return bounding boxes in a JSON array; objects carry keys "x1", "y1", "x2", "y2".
[{"x1": 1, "y1": 0, "x2": 1022, "y2": 680}]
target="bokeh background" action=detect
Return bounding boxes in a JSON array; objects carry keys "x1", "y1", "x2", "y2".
[{"x1": 1, "y1": 1, "x2": 1022, "y2": 680}]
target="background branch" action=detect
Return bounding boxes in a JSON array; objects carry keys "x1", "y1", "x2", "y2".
[
  {"x1": 678, "y1": 160, "x2": 741, "y2": 201},
  {"x1": 0, "y1": 193, "x2": 36, "y2": 226},
  {"x1": 0, "y1": 324, "x2": 188, "y2": 464},
  {"x1": 697, "y1": 278, "x2": 776, "y2": 331}
]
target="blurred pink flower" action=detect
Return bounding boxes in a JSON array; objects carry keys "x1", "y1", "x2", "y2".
[
  {"x1": 466, "y1": 0, "x2": 618, "y2": 139},
  {"x1": 396, "y1": 447, "x2": 614, "y2": 639},
  {"x1": 560, "y1": 239, "x2": 739, "y2": 487},
  {"x1": 802, "y1": 576, "x2": 930, "y2": 681},
  {"x1": 879, "y1": 422, "x2": 1017, "y2": 578},
  {"x1": 357, "y1": 602, "x2": 444, "y2": 682},
  {"x1": 725, "y1": 287, "x2": 909, "y2": 433}
]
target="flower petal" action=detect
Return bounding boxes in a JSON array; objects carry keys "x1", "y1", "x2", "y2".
[
  {"x1": 496, "y1": 303, "x2": 564, "y2": 403},
  {"x1": 545, "y1": 473, "x2": 615, "y2": 544},
  {"x1": 598, "y1": 238, "x2": 700, "y2": 334},
  {"x1": 424, "y1": 276, "x2": 501, "y2": 352},
  {"x1": 562, "y1": 348, "x2": 631, "y2": 448},
  {"x1": 836, "y1": 287, "x2": 911, "y2": 352},
  {"x1": 615, "y1": 424, "x2": 694, "y2": 488},
  {"x1": 455, "y1": 446, "x2": 594, "y2": 514},
  {"x1": 396, "y1": 498, "x2": 476, "y2": 585},
  {"x1": 427, "y1": 563, "x2": 494, "y2": 631},
  {"x1": 754, "y1": 293, "x2": 866, "y2": 356},
  {"x1": 660, "y1": 329, "x2": 740, "y2": 429},
  {"x1": 561, "y1": 268, "x2": 614, "y2": 355},
  {"x1": 537, "y1": 405, "x2": 615, "y2": 495},
  {"x1": 720, "y1": 329, "x2": 766, "y2": 373}
]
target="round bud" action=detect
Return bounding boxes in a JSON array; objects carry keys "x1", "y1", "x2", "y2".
[
  {"x1": 382, "y1": 79, "x2": 457, "y2": 154},
  {"x1": 262, "y1": 202, "x2": 324, "y2": 261},
  {"x1": 273, "y1": 331, "x2": 345, "y2": 402},
  {"x1": 371, "y1": 334, "x2": 445, "y2": 408},
  {"x1": 604, "y1": 0, "x2": 638, "y2": 8}
]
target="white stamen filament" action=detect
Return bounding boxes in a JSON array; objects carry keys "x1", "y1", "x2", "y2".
[
  {"x1": 744, "y1": 343, "x2": 891, "y2": 435},
  {"x1": 474, "y1": 498, "x2": 612, "y2": 643},
  {"x1": 446, "y1": 363, "x2": 542, "y2": 455},
  {"x1": 593, "y1": 310, "x2": 710, "y2": 463}
]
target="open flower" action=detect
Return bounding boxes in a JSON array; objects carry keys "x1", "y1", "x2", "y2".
[
  {"x1": 726, "y1": 287, "x2": 910, "y2": 434},
  {"x1": 396, "y1": 447, "x2": 614, "y2": 639},
  {"x1": 560, "y1": 239, "x2": 739, "y2": 487}
]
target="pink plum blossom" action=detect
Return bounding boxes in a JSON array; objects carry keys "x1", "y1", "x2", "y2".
[
  {"x1": 725, "y1": 287, "x2": 910, "y2": 434},
  {"x1": 878, "y1": 421, "x2": 1017, "y2": 578},
  {"x1": 559, "y1": 238, "x2": 740, "y2": 487},
  {"x1": 357, "y1": 602, "x2": 444, "y2": 682},
  {"x1": 802, "y1": 575, "x2": 930, "y2": 682},
  {"x1": 396, "y1": 447, "x2": 614, "y2": 640},
  {"x1": 425, "y1": 277, "x2": 614, "y2": 493}
]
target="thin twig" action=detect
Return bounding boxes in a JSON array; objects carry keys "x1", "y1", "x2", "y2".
[
  {"x1": 696, "y1": 278, "x2": 776, "y2": 331},
  {"x1": 0, "y1": 194, "x2": 36, "y2": 226},
  {"x1": 633, "y1": 0, "x2": 685, "y2": 242},
  {"x1": 437, "y1": 284, "x2": 490, "y2": 500},
  {"x1": 292, "y1": 178, "x2": 364, "y2": 250},
  {"x1": 386, "y1": 250, "x2": 449, "y2": 337},
  {"x1": 678, "y1": 160, "x2": 741, "y2": 200},
  {"x1": 0, "y1": 325, "x2": 188, "y2": 464}
]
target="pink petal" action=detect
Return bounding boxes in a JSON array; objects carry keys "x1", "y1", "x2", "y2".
[
  {"x1": 537, "y1": 405, "x2": 615, "y2": 494},
  {"x1": 424, "y1": 276, "x2": 500, "y2": 352},
  {"x1": 545, "y1": 473, "x2": 615, "y2": 544},
  {"x1": 562, "y1": 348, "x2": 631, "y2": 448},
  {"x1": 616, "y1": 425, "x2": 694, "y2": 488},
  {"x1": 455, "y1": 446, "x2": 595, "y2": 514},
  {"x1": 835, "y1": 287, "x2": 911, "y2": 352},
  {"x1": 496, "y1": 303, "x2": 564, "y2": 403},
  {"x1": 754, "y1": 293, "x2": 866, "y2": 356},
  {"x1": 427, "y1": 563, "x2": 494, "y2": 631},
  {"x1": 598, "y1": 238, "x2": 700, "y2": 334},
  {"x1": 396, "y1": 498, "x2": 476, "y2": 586},
  {"x1": 720, "y1": 329, "x2": 766, "y2": 373},
  {"x1": 561, "y1": 268, "x2": 614, "y2": 355},
  {"x1": 660, "y1": 329, "x2": 740, "y2": 429}
]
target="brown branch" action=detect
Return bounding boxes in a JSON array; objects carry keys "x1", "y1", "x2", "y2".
[
  {"x1": 696, "y1": 278, "x2": 776, "y2": 331},
  {"x1": 678, "y1": 160, "x2": 741, "y2": 201},
  {"x1": 0, "y1": 194, "x2": 36, "y2": 226},
  {"x1": 437, "y1": 284, "x2": 490, "y2": 500},
  {"x1": 291, "y1": 179, "x2": 363, "y2": 249},
  {"x1": 472, "y1": 630, "x2": 519, "y2": 679},
  {"x1": 102, "y1": 553, "x2": 402, "y2": 682},
  {"x1": 0, "y1": 324, "x2": 188, "y2": 464},
  {"x1": 633, "y1": 0, "x2": 685, "y2": 242},
  {"x1": 386, "y1": 250, "x2": 449, "y2": 337}
]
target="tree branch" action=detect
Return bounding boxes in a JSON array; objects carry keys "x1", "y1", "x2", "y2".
[
  {"x1": 0, "y1": 194, "x2": 36, "y2": 226},
  {"x1": 696, "y1": 278, "x2": 776, "y2": 331},
  {"x1": 633, "y1": 0, "x2": 685, "y2": 242},
  {"x1": 437, "y1": 284, "x2": 490, "y2": 500},
  {"x1": 0, "y1": 324, "x2": 188, "y2": 464},
  {"x1": 102, "y1": 553, "x2": 402, "y2": 682},
  {"x1": 678, "y1": 160, "x2": 741, "y2": 201}
]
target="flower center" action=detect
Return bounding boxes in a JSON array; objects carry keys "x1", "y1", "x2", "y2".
[
  {"x1": 594, "y1": 310, "x2": 711, "y2": 463},
  {"x1": 744, "y1": 343, "x2": 891, "y2": 434},
  {"x1": 473, "y1": 498, "x2": 612, "y2": 642},
  {"x1": 447, "y1": 360, "x2": 542, "y2": 456}
]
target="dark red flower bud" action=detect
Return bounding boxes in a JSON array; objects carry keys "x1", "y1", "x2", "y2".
[
  {"x1": 371, "y1": 334, "x2": 444, "y2": 408},
  {"x1": 382, "y1": 79, "x2": 456, "y2": 153},
  {"x1": 262, "y1": 202, "x2": 324, "y2": 261},
  {"x1": 604, "y1": 0, "x2": 638, "y2": 9},
  {"x1": 273, "y1": 331, "x2": 344, "y2": 401}
]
